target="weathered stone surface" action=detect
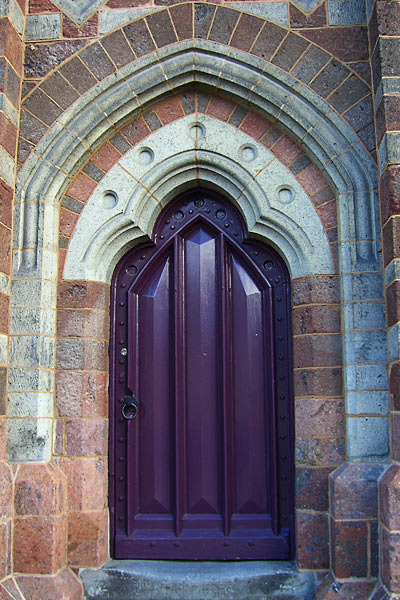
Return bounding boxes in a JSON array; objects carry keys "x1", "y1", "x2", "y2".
[
  {"x1": 56, "y1": 370, "x2": 108, "y2": 417},
  {"x1": 331, "y1": 520, "x2": 368, "y2": 578},
  {"x1": 80, "y1": 560, "x2": 316, "y2": 600},
  {"x1": 16, "y1": 568, "x2": 83, "y2": 600},
  {"x1": 14, "y1": 463, "x2": 66, "y2": 516},
  {"x1": 296, "y1": 512, "x2": 330, "y2": 569},
  {"x1": 68, "y1": 509, "x2": 108, "y2": 567},
  {"x1": 58, "y1": 457, "x2": 107, "y2": 511},
  {"x1": 315, "y1": 573, "x2": 376, "y2": 599},
  {"x1": 13, "y1": 515, "x2": 65, "y2": 574},
  {"x1": 57, "y1": 281, "x2": 110, "y2": 309},
  {"x1": 330, "y1": 463, "x2": 385, "y2": 519}
]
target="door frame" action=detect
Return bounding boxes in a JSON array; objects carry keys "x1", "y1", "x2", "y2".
[{"x1": 109, "y1": 189, "x2": 295, "y2": 560}]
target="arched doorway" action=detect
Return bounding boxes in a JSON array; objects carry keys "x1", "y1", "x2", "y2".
[{"x1": 109, "y1": 189, "x2": 294, "y2": 560}]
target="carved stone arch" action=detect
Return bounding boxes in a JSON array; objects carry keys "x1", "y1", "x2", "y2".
[{"x1": 9, "y1": 32, "x2": 386, "y2": 469}]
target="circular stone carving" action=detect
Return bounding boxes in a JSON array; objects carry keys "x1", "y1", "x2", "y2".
[
  {"x1": 240, "y1": 145, "x2": 257, "y2": 162},
  {"x1": 189, "y1": 124, "x2": 205, "y2": 140},
  {"x1": 277, "y1": 186, "x2": 294, "y2": 204},
  {"x1": 102, "y1": 190, "x2": 118, "y2": 209},
  {"x1": 137, "y1": 148, "x2": 154, "y2": 165}
]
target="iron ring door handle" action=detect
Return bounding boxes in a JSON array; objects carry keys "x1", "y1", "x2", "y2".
[{"x1": 121, "y1": 396, "x2": 139, "y2": 420}]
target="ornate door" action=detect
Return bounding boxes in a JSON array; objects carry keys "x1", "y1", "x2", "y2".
[{"x1": 110, "y1": 190, "x2": 294, "y2": 559}]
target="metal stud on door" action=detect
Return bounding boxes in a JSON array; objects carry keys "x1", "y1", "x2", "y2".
[{"x1": 110, "y1": 190, "x2": 294, "y2": 560}]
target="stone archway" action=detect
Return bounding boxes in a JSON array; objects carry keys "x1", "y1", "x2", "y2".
[{"x1": 7, "y1": 12, "x2": 388, "y2": 594}]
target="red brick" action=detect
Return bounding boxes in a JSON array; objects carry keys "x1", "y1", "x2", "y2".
[
  {"x1": 331, "y1": 519, "x2": 368, "y2": 578},
  {"x1": 57, "y1": 280, "x2": 110, "y2": 309},
  {"x1": 230, "y1": 13, "x2": 263, "y2": 52},
  {"x1": 206, "y1": 95, "x2": 236, "y2": 122},
  {"x1": 0, "y1": 223, "x2": 11, "y2": 276},
  {"x1": 58, "y1": 247, "x2": 67, "y2": 279},
  {"x1": 296, "y1": 467, "x2": 333, "y2": 511},
  {"x1": 296, "y1": 437, "x2": 345, "y2": 466},
  {"x1": 14, "y1": 463, "x2": 66, "y2": 516},
  {"x1": 56, "y1": 338, "x2": 108, "y2": 371},
  {"x1": 239, "y1": 111, "x2": 271, "y2": 139},
  {"x1": 293, "y1": 334, "x2": 342, "y2": 368},
  {"x1": 376, "y1": 0, "x2": 400, "y2": 36},
  {"x1": 91, "y1": 142, "x2": 121, "y2": 171},
  {"x1": 271, "y1": 135, "x2": 302, "y2": 166},
  {"x1": 0, "y1": 522, "x2": 8, "y2": 580},
  {"x1": 67, "y1": 172, "x2": 97, "y2": 203},
  {"x1": 296, "y1": 163, "x2": 328, "y2": 196},
  {"x1": 296, "y1": 512, "x2": 330, "y2": 569},
  {"x1": 0, "y1": 114, "x2": 16, "y2": 158},
  {"x1": 29, "y1": 0, "x2": 58, "y2": 12},
  {"x1": 292, "y1": 304, "x2": 340, "y2": 335},
  {"x1": 0, "y1": 180, "x2": 13, "y2": 228},
  {"x1": 56, "y1": 370, "x2": 108, "y2": 418},
  {"x1": 387, "y1": 280, "x2": 400, "y2": 327},
  {"x1": 330, "y1": 463, "x2": 384, "y2": 520},
  {"x1": 57, "y1": 308, "x2": 109, "y2": 339},
  {"x1": 381, "y1": 166, "x2": 400, "y2": 225},
  {"x1": 379, "y1": 465, "x2": 400, "y2": 530},
  {"x1": 59, "y1": 457, "x2": 107, "y2": 510},
  {"x1": 155, "y1": 96, "x2": 184, "y2": 125},
  {"x1": 0, "y1": 19, "x2": 23, "y2": 76},
  {"x1": 0, "y1": 292, "x2": 9, "y2": 335},
  {"x1": 383, "y1": 216, "x2": 400, "y2": 266},
  {"x1": 0, "y1": 462, "x2": 12, "y2": 521},
  {"x1": 16, "y1": 569, "x2": 83, "y2": 600},
  {"x1": 0, "y1": 579, "x2": 22, "y2": 600},
  {"x1": 295, "y1": 398, "x2": 344, "y2": 437},
  {"x1": 65, "y1": 418, "x2": 108, "y2": 456},
  {"x1": 62, "y1": 14, "x2": 98, "y2": 38},
  {"x1": 299, "y1": 27, "x2": 368, "y2": 63},
  {"x1": 392, "y1": 413, "x2": 400, "y2": 462},
  {"x1": 67, "y1": 510, "x2": 108, "y2": 567},
  {"x1": 13, "y1": 515, "x2": 65, "y2": 574},
  {"x1": 315, "y1": 573, "x2": 376, "y2": 599},
  {"x1": 317, "y1": 200, "x2": 337, "y2": 230},
  {"x1": 294, "y1": 367, "x2": 342, "y2": 396},
  {"x1": 54, "y1": 419, "x2": 64, "y2": 455},
  {"x1": 59, "y1": 207, "x2": 79, "y2": 238},
  {"x1": 170, "y1": 3, "x2": 193, "y2": 41},
  {"x1": 292, "y1": 276, "x2": 340, "y2": 305},
  {"x1": 290, "y1": 4, "x2": 326, "y2": 28},
  {"x1": 120, "y1": 115, "x2": 150, "y2": 146},
  {"x1": 381, "y1": 527, "x2": 400, "y2": 594},
  {"x1": 390, "y1": 361, "x2": 400, "y2": 411}
]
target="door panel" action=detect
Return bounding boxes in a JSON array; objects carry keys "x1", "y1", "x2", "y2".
[{"x1": 110, "y1": 190, "x2": 294, "y2": 560}]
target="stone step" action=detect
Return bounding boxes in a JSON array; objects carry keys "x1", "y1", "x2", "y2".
[{"x1": 80, "y1": 560, "x2": 316, "y2": 600}]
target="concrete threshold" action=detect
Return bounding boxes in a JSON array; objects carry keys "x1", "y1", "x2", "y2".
[{"x1": 80, "y1": 560, "x2": 316, "y2": 600}]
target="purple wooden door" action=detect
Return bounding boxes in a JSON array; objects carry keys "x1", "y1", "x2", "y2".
[{"x1": 110, "y1": 190, "x2": 294, "y2": 560}]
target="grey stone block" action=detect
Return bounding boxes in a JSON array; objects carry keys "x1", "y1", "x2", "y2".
[
  {"x1": 290, "y1": 0, "x2": 324, "y2": 13},
  {"x1": 8, "y1": 367, "x2": 53, "y2": 393},
  {"x1": 343, "y1": 329, "x2": 387, "y2": 365},
  {"x1": 328, "y1": 0, "x2": 366, "y2": 25},
  {"x1": 6, "y1": 418, "x2": 52, "y2": 462},
  {"x1": 346, "y1": 416, "x2": 389, "y2": 461},
  {"x1": 8, "y1": 392, "x2": 53, "y2": 418},
  {"x1": 343, "y1": 300, "x2": 385, "y2": 331},
  {"x1": 344, "y1": 363, "x2": 388, "y2": 391},
  {"x1": 388, "y1": 323, "x2": 400, "y2": 363},
  {"x1": 385, "y1": 259, "x2": 400, "y2": 287},
  {"x1": 347, "y1": 390, "x2": 388, "y2": 416},
  {"x1": 51, "y1": 0, "x2": 104, "y2": 25},
  {"x1": 341, "y1": 272, "x2": 384, "y2": 302},
  {"x1": 0, "y1": 0, "x2": 23, "y2": 33},
  {"x1": 25, "y1": 14, "x2": 61, "y2": 41},
  {"x1": 8, "y1": 335, "x2": 54, "y2": 369},
  {"x1": 99, "y1": 7, "x2": 156, "y2": 35},
  {"x1": 227, "y1": 2, "x2": 288, "y2": 27},
  {"x1": 0, "y1": 145, "x2": 15, "y2": 187},
  {"x1": 81, "y1": 560, "x2": 316, "y2": 600}
]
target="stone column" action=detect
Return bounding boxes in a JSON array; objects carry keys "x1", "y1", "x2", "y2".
[
  {"x1": 0, "y1": 0, "x2": 23, "y2": 595},
  {"x1": 370, "y1": 1, "x2": 400, "y2": 598}
]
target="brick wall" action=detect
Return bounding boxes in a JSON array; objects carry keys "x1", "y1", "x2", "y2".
[{"x1": 0, "y1": 0, "x2": 23, "y2": 595}]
